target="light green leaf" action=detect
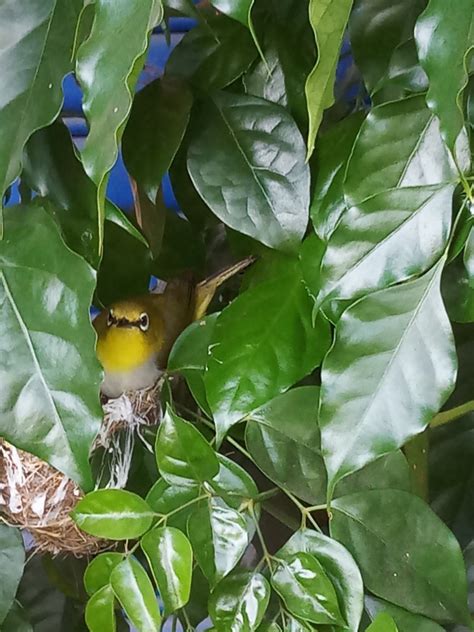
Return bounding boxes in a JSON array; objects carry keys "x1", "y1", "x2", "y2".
[
  {"x1": 320, "y1": 260, "x2": 456, "y2": 495},
  {"x1": 365, "y1": 596, "x2": 445, "y2": 632},
  {"x1": 0, "y1": 204, "x2": 102, "y2": 489},
  {"x1": 210, "y1": 0, "x2": 252, "y2": 26},
  {"x1": 84, "y1": 553, "x2": 125, "y2": 596},
  {"x1": 0, "y1": 526, "x2": 25, "y2": 626},
  {"x1": 0, "y1": 0, "x2": 80, "y2": 232},
  {"x1": 331, "y1": 490, "x2": 470, "y2": 625},
  {"x1": 111, "y1": 558, "x2": 161, "y2": 632},
  {"x1": 141, "y1": 527, "x2": 193, "y2": 615},
  {"x1": 305, "y1": 0, "x2": 353, "y2": 159},
  {"x1": 415, "y1": 0, "x2": 474, "y2": 152},
  {"x1": 72, "y1": 490, "x2": 154, "y2": 539},
  {"x1": 187, "y1": 91, "x2": 310, "y2": 252},
  {"x1": 85, "y1": 585, "x2": 115, "y2": 632},
  {"x1": 366, "y1": 613, "x2": 398, "y2": 632}
]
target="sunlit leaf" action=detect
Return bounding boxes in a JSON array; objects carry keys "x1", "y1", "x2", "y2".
[
  {"x1": 84, "y1": 553, "x2": 125, "y2": 596},
  {"x1": 366, "y1": 613, "x2": 398, "y2": 632},
  {"x1": 85, "y1": 585, "x2": 115, "y2": 632}
]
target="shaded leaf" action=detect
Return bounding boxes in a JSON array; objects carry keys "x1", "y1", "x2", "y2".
[
  {"x1": 365, "y1": 596, "x2": 445, "y2": 632},
  {"x1": 444, "y1": 227, "x2": 474, "y2": 323},
  {"x1": 367, "y1": 613, "x2": 398, "y2": 632},
  {"x1": 2, "y1": 601, "x2": 32, "y2": 632},
  {"x1": 334, "y1": 451, "x2": 411, "y2": 498},
  {"x1": 84, "y1": 553, "x2": 125, "y2": 596},
  {"x1": 146, "y1": 479, "x2": 200, "y2": 532},
  {"x1": 211, "y1": 454, "x2": 260, "y2": 508},
  {"x1": 0, "y1": 526, "x2": 25, "y2": 625},
  {"x1": 85, "y1": 585, "x2": 115, "y2": 632}
]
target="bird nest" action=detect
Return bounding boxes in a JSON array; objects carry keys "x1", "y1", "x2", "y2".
[{"x1": 0, "y1": 379, "x2": 163, "y2": 557}]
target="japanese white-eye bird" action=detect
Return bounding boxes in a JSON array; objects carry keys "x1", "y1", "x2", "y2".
[{"x1": 94, "y1": 257, "x2": 254, "y2": 398}]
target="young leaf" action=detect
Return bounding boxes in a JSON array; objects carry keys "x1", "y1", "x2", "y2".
[
  {"x1": 365, "y1": 596, "x2": 445, "y2": 632},
  {"x1": 305, "y1": 0, "x2": 353, "y2": 159},
  {"x1": 209, "y1": 570, "x2": 271, "y2": 632},
  {"x1": 205, "y1": 256, "x2": 330, "y2": 442},
  {"x1": 366, "y1": 613, "x2": 398, "y2": 632},
  {"x1": 245, "y1": 387, "x2": 327, "y2": 505},
  {"x1": 331, "y1": 490, "x2": 471, "y2": 625},
  {"x1": 0, "y1": 204, "x2": 102, "y2": 489},
  {"x1": 187, "y1": 91, "x2": 310, "y2": 253},
  {"x1": 155, "y1": 407, "x2": 219, "y2": 486},
  {"x1": 271, "y1": 552, "x2": 344, "y2": 626},
  {"x1": 415, "y1": 0, "x2": 474, "y2": 153},
  {"x1": 84, "y1": 585, "x2": 115, "y2": 632},
  {"x1": 72, "y1": 490, "x2": 154, "y2": 539},
  {"x1": 0, "y1": 526, "x2": 25, "y2": 626},
  {"x1": 84, "y1": 553, "x2": 125, "y2": 596},
  {"x1": 141, "y1": 527, "x2": 193, "y2": 615},
  {"x1": 110, "y1": 558, "x2": 161, "y2": 632},
  {"x1": 320, "y1": 260, "x2": 456, "y2": 495},
  {"x1": 0, "y1": 0, "x2": 80, "y2": 231}
]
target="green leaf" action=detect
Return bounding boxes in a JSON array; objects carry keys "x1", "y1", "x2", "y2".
[
  {"x1": 156, "y1": 407, "x2": 219, "y2": 486},
  {"x1": 310, "y1": 112, "x2": 365, "y2": 242},
  {"x1": 245, "y1": 387, "x2": 327, "y2": 505},
  {"x1": 165, "y1": 14, "x2": 256, "y2": 91},
  {"x1": 85, "y1": 585, "x2": 116, "y2": 632},
  {"x1": 146, "y1": 480, "x2": 200, "y2": 532},
  {"x1": 443, "y1": 227, "x2": 474, "y2": 323},
  {"x1": 319, "y1": 184, "x2": 454, "y2": 321},
  {"x1": 2, "y1": 601, "x2": 32, "y2": 632},
  {"x1": 0, "y1": 0, "x2": 80, "y2": 231},
  {"x1": 415, "y1": 0, "x2": 474, "y2": 152},
  {"x1": 123, "y1": 76, "x2": 193, "y2": 203},
  {"x1": 0, "y1": 204, "x2": 102, "y2": 489},
  {"x1": 331, "y1": 490, "x2": 470, "y2": 624},
  {"x1": 141, "y1": 527, "x2": 192, "y2": 615},
  {"x1": 72, "y1": 490, "x2": 154, "y2": 539},
  {"x1": 344, "y1": 95, "x2": 466, "y2": 207},
  {"x1": 271, "y1": 552, "x2": 344, "y2": 626},
  {"x1": 279, "y1": 529, "x2": 363, "y2": 632},
  {"x1": 76, "y1": 0, "x2": 162, "y2": 250},
  {"x1": 0, "y1": 526, "x2": 25, "y2": 625},
  {"x1": 187, "y1": 497, "x2": 249, "y2": 586},
  {"x1": 365, "y1": 596, "x2": 445, "y2": 632},
  {"x1": 366, "y1": 613, "x2": 398, "y2": 632},
  {"x1": 256, "y1": 624, "x2": 281, "y2": 632},
  {"x1": 305, "y1": 0, "x2": 353, "y2": 159},
  {"x1": 209, "y1": 0, "x2": 253, "y2": 26},
  {"x1": 209, "y1": 570, "x2": 271, "y2": 632},
  {"x1": 211, "y1": 454, "x2": 260, "y2": 508},
  {"x1": 320, "y1": 260, "x2": 456, "y2": 494},
  {"x1": 111, "y1": 558, "x2": 161, "y2": 632},
  {"x1": 84, "y1": 553, "x2": 125, "y2": 596},
  {"x1": 334, "y1": 451, "x2": 411, "y2": 498},
  {"x1": 187, "y1": 91, "x2": 310, "y2": 252}
]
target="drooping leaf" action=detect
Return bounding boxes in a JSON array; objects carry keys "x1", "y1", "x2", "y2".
[
  {"x1": 122, "y1": 77, "x2": 193, "y2": 203},
  {"x1": 320, "y1": 260, "x2": 456, "y2": 495},
  {"x1": 155, "y1": 407, "x2": 219, "y2": 486},
  {"x1": 415, "y1": 0, "x2": 474, "y2": 152},
  {"x1": 2, "y1": 601, "x2": 32, "y2": 632},
  {"x1": 110, "y1": 558, "x2": 161, "y2": 632},
  {"x1": 0, "y1": 204, "x2": 102, "y2": 489},
  {"x1": 0, "y1": 0, "x2": 80, "y2": 231},
  {"x1": 305, "y1": 0, "x2": 353, "y2": 159},
  {"x1": 245, "y1": 387, "x2": 327, "y2": 505},
  {"x1": 141, "y1": 527, "x2": 193, "y2": 615},
  {"x1": 205, "y1": 255, "x2": 330, "y2": 442},
  {"x1": 187, "y1": 91, "x2": 310, "y2": 252},
  {"x1": 84, "y1": 553, "x2": 125, "y2": 596},
  {"x1": 366, "y1": 613, "x2": 398, "y2": 632},
  {"x1": 0, "y1": 526, "x2": 25, "y2": 626},
  {"x1": 84, "y1": 585, "x2": 116, "y2": 632},
  {"x1": 331, "y1": 490, "x2": 470, "y2": 625},
  {"x1": 209, "y1": 570, "x2": 271, "y2": 632},
  {"x1": 271, "y1": 552, "x2": 344, "y2": 626},
  {"x1": 365, "y1": 596, "x2": 445, "y2": 632},
  {"x1": 72, "y1": 490, "x2": 154, "y2": 539}
]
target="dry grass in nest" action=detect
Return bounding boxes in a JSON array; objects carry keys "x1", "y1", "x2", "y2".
[{"x1": 0, "y1": 379, "x2": 163, "y2": 557}]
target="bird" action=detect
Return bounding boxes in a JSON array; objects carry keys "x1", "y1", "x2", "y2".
[{"x1": 94, "y1": 257, "x2": 254, "y2": 398}]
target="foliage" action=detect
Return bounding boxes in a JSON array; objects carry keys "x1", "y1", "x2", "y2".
[{"x1": 0, "y1": 0, "x2": 474, "y2": 630}]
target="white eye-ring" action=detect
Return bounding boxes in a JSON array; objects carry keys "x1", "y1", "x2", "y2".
[
  {"x1": 107, "y1": 310, "x2": 114, "y2": 327},
  {"x1": 139, "y1": 312, "x2": 149, "y2": 332}
]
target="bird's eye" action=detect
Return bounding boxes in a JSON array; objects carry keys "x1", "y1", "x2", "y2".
[
  {"x1": 107, "y1": 310, "x2": 114, "y2": 327},
  {"x1": 139, "y1": 312, "x2": 149, "y2": 332}
]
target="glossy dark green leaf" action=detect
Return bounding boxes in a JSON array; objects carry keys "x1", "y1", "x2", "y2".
[
  {"x1": 72, "y1": 490, "x2": 154, "y2": 539},
  {"x1": 310, "y1": 112, "x2": 365, "y2": 241},
  {"x1": 366, "y1": 613, "x2": 398, "y2": 632},
  {"x1": 279, "y1": 529, "x2": 363, "y2": 632},
  {"x1": 188, "y1": 91, "x2": 310, "y2": 252},
  {"x1": 415, "y1": 0, "x2": 474, "y2": 152},
  {"x1": 365, "y1": 596, "x2": 445, "y2": 632},
  {"x1": 210, "y1": 0, "x2": 253, "y2": 26},
  {"x1": 211, "y1": 454, "x2": 259, "y2": 508},
  {"x1": 2, "y1": 601, "x2": 32, "y2": 632},
  {"x1": 272, "y1": 552, "x2": 344, "y2": 626},
  {"x1": 305, "y1": 0, "x2": 353, "y2": 159},
  {"x1": 344, "y1": 95, "x2": 466, "y2": 207},
  {"x1": 319, "y1": 184, "x2": 454, "y2": 321},
  {"x1": 245, "y1": 387, "x2": 327, "y2": 505},
  {"x1": 209, "y1": 570, "x2": 271, "y2": 631},
  {"x1": 443, "y1": 227, "x2": 474, "y2": 323},
  {"x1": 123, "y1": 77, "x2": 193, "y2": 203},
  {"x1": 334, "y1": 451, "x2": 411, "y2": 498},
  {"x1": 85, "y1": 585, "x2": 115, "y2": 632},
  {"x1": 146, "y1": 479, "x2": 200, "y2": 532},
  {"x1": 0, "y1": 204, "x2": 102, "y2": 489},
  {"x1": 111, "y1": 558, "x2": 161, "y2": 632},
  {"x1": 156, "y1": 407, "x2": 219, "y2": 486},
  {"x1": 141, "y1": 527, "x2": 192, "y2": 614},
  {"x1": 331, "y1": 490, "x2": 470, "y2": 624},
  {"x1": 187, "y1": 497, "x2": 249, "y2": 586},
  {"x1": 184, "y1": 566, "x2": 211, "y2": 628},
  {"x1": 320, "y1": 260, "x2": 456, "y2": 494},
  {"x1": 166, "y1": 14, "x2": 256, "y2": 91},
  {"x1": 0, "y1": 0, "x2": 80, "y2": 228},
  {"x1": 0, "y1": 526, "x2": 25, "y2": 625},
  {"x1": 84, "y1": 553, "x2": 125, "y2": 596}
]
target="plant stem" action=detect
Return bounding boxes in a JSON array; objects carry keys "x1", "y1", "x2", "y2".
[
  {"x1": 430, "y1": 399, "x2": 474, "y2": 428},
  {"x1": 282, "y1": 489, "x2": 323, "y2": 533},
  {"x1": 251, "y1": 504, "x2": 273, "y2": 572}
]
